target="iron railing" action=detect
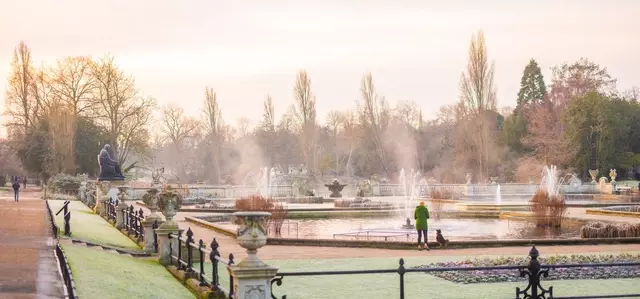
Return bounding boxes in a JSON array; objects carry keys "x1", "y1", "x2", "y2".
[
  {"x1": 45, "y1": 200, "x2": 79, "y2": 298},
  {"x1": 106, "y1": 198, "x2": 118, "y2": 222},
  {"x1": 54, "y1": 201, "x2": 71, "y2": 236},
  {"x1": 168, "y1": 228, "x2": 235, "y2": 298},
  {"x1": 123, "y1": 205, "x2": 145, "y2": 243},
  {"x1": 270, "y1": 245, "x2": 640, "y2": 299}
]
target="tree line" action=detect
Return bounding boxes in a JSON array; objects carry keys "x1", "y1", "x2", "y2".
[{"x1": 3, "y1": 31, "x2": 639, "y2": 184}]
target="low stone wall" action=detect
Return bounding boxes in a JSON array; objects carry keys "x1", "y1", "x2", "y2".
[
  {"x1": 266, "y1": 236, "x2": 640, "y2": 249},
  {"x1": 185, "y1": 216, "x2": 237, "y2": 237}
]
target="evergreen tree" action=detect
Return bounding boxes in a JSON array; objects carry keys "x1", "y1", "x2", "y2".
[{"x1": 516, "y1": 59, "x2": 547, "y2": 108}]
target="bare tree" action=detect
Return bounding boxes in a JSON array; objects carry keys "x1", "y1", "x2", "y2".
[
  {"x1": 91, "y1": 55, "x2": 154, "y2": 166},
  {"x1": 161, "y1": 104, "x2": 200, "y2": 181},
  {"x1": 236, "y1": 117, "x2": 253, "y2": 138},
  {"x1": 203, "y1": 87, "x2": 224, "y2": 183},
  {"x1": 262, "y1": 95, "x2": 276, "y2": 132},
  {"x1": 4, "y1": 42, "x2": 38, "y2": 137},
  {"x1": 50, "y1": 56, "x2": 95, "y2": 117},
  {"x1": 357, "y1": 73, "x2": 391, "y2": 176},
  {"x1": 459, "y1": 30, "x2": 497, "y2": 180},
  {"x1": 293, "y1": 70, "x2": 318, "y2": 173}
]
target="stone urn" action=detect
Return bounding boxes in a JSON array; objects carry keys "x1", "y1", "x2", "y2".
[
  {"x1": 117, "y1": 186, "x2": 130, "y2": 202},
  {"x1": 490, "y1": 177, "x2": 498, "y2": 185},
  {"x1": 232, "y1": 211, "x2": 271, "y2": 268},
  {"x1": 157, "y1": 190, "x2": 183, "y2": 225},
  {"x1": 142, "y1": 187, "x2": 161, "y2": 214},
  {"x1": 324, "y1": 179, "x2": 347, "y2": 198},
  {"x1": 589, "y1": 169, "x2": 599, "y2": 184}
]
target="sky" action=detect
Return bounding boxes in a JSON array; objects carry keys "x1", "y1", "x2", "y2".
[{"x1": 0, "y1": 0, "x2": 639, "y2": 128}]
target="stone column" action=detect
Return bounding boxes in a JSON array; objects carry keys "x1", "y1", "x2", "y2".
[
  {"x1": 227, "y1": 211, "x2": 279, "y2": 299},
  {"x1": 141, "y1": 187, "x2": 164, "y2": 253},
  {"x1": 156, "y1": 189, "x2": 183, "y2": 264},
  {"x1": 156, "y1": 222, "x2": 183, "y2": 266},
  {"x1": 116, "y1": 201, "x2": 128, "y2": 229},
  {"x1": 95, "y1": 181, "x2": 110, "y2": 216}
]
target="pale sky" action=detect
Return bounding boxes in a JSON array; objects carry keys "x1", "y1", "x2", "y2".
[{"x1": 0, "y1": 0, "x2": 638, "y2": 127}]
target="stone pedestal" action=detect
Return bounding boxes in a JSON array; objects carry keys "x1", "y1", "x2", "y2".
[
  {"x1": 116, "y1": 202, "x2": 128, "y2": 229},
  {"x1": 156, "y1": 221, "x2": 183, "y2": 266},
  {"x1": 141, "y1": 214, "x2": 165, "y2": 253},
  {"x1": 228, "y1": 265, "x2": 279, "y2": 299},
  {"x1": 95, "y1": 181, "x2": 110, "y2": 216}
]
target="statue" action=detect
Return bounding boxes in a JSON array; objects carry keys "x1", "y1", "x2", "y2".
[
  {"x1": 465, "y1": 173, "x2": 472, "y2": 185},
  {"x1": 152, "y1": 167, "x2": 165, "y2": 185},
  {"x1": 98, "y1": 144, "x2": 125, "y2": 180},
  {"x1": 609, "y1": 169, "x2": 617, "y2": 182}
]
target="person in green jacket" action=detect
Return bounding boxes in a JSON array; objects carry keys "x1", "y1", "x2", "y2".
[{"x1": 414, "y1": 201, "x2": 430, "y2": 251}]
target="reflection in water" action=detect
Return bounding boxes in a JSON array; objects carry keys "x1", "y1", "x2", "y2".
[{"x1": 215, "y1": 216, "x2": 583, "y2": 241}]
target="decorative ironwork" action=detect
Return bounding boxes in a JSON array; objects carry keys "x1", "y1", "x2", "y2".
[
  {"x1": 269, "y1": 245, "x2": 640, "y2": 299},
  {"x1": 168, "y1": 229, "x2": 236, "y2": 297}
]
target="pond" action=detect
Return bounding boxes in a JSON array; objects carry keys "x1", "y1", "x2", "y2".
[{"x1": 203, "y1": 216, "x2": 583, "y2": 242}]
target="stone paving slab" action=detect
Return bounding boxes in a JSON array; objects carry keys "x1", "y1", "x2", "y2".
[{"x1": 0, "y1": 195, "x2": 64, "y2": 298}]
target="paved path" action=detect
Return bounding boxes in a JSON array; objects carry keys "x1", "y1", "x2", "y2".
[
  {"x1": 131, "y1": 202, "x2": 640, "y2": 262},
  {"x1": 0, "y1": 190, "x2": 64, "y2": 298}
]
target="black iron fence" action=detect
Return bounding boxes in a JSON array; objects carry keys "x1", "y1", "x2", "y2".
[
  {"x1": 54, "y1": 200, "x2": 71, "y2": 237},
  {"x1": 123, "y1": 205, "x2": 145, "y2": 242},
  {"x1": 106, "y1": 198, "x2": 118, "y2": 221},
  {"x1": 45, "y1": 200, "x2": 79, "y2": 298},
  {"x1": 270, "y1": 246, "x2": 640, "y2": 299},
  {"x1": 168, "y1": 228, "x2": 235, "y2": 298}
]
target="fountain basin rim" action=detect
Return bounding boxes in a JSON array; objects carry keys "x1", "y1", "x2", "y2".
[{"x1": 232, "y1": 211, "x2": 272, "y2": 217}]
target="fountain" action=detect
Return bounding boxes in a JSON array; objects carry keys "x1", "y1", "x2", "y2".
[
  {"x1": 495, "y1": 184, "x2": 502, "y2": 205},
  {"x1": 540, "y1": 165, "x2": 562, "y2": 197},
  {"x1": 241, "y1": 167, "x2": 273, "y2": 198},
  {"x1": 399, "y1": 168, "x2": 419, "y2": 229}
]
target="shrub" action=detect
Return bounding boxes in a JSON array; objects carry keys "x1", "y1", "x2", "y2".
[
  {"x1": 0, "y1": 175, "x2": 6, "y2": 187},
  {"x1": 48, "y1": 174, "x2": 82, "y2": 195},
  {"x1": 580, "y1": 221, "x2": 640, "y2": 238},
  {"x1": 428, "y1": 200, "x2": 444, "y2": 220},
  {"x1": 529, "y1": 189, "x2": 567, "y2": 228},
  {"x1": 234, "y1": 195, "x2": 288, "y2": 236},
  {"x1": 430, "y1": 188, "x2": 453, "y2": 199}
]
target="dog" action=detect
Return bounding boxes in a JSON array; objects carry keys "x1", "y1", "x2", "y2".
[{"x1": 435, "y1": 229, "x2": 449, "y2": 248}]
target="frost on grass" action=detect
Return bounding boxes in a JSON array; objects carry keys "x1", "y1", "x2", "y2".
[
  {"x1": 48, "y1": 200, "x2": 139, "y2": 249},
  {"x1": 415, "y1": 253, "x2": 640, "y2": 284}
]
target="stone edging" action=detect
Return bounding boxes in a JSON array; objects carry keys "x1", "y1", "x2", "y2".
[
  {"x1": 266, "y1": 236, "x2": 640, "y2": 250},
  {"x1": 183, "y1": 214, "x2": 640, "y2": 250},
  {"x1": 166, "y1": 265, "x2": 225, "y2": 299},
  {"x1": 184, "y1": 216, "x2": 237, "y2": 237},
  {"x1": 586, "y1": 209, "x2": 640, "y2": 218}
]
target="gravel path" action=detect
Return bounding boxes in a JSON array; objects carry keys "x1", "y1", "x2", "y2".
[{"x1": 0, "y1": 190, "x2": 64, "y2": 298}]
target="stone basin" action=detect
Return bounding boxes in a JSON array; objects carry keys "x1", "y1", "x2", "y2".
[{"x1": 455, "y1": 202, "x2": 531, "y2": 212}]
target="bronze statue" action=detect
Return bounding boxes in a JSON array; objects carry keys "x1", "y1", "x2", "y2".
[{"x1": 98, "y1": 144, "x2": 125, "y2": 180}]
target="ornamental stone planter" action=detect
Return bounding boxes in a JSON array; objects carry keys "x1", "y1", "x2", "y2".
[
  {"x1": 141, "y1": 187, "x2": 164, "y2": 253},
  {"x1": 227, "y1": 211, "x2": 279, "y2": 299},
  {"x1": 115, "y1": 186, "x2": 130, "y2": 229},
  {"x1": 232, "y1": 211, "x2": 271, "y2": 268},
  {"x1": 324, "y1": 179, "x2": 347, "y2": 198},
  {"x1": 157, "y1": 190, "x2": 183, "y2": 228}
]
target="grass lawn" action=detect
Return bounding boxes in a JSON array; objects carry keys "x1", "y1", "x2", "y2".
[
  {"x1": 197, "y1": 253, "x2": 640, "y2": 299},
  {"x1": 62, "y1": 243, "x2": 195, "y2": 299},
  {"x1": 49, "y1": 200, "x2": 139, "y2": 250}
]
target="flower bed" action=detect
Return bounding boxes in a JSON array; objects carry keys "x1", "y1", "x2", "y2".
[
  {"x1": 581, "y1": 221, "x2": 640, "y2": 238},
  {"x1": 601, "y1": 206, "x2": 640, "y2": 212},
  {"x1": 415, "y1": 253, "x2": 640, "y2": 284}
]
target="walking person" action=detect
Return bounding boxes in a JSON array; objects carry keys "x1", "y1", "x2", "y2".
[
  {"x1": 12, "y1": 177, "x2": 21, "y2": 202},
  {"x1": 414, "y1": 201, "x2": 430, "y2": 251},
  {"x1": 22, "y1": 176, "x2": 27, "y2": 190}
]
